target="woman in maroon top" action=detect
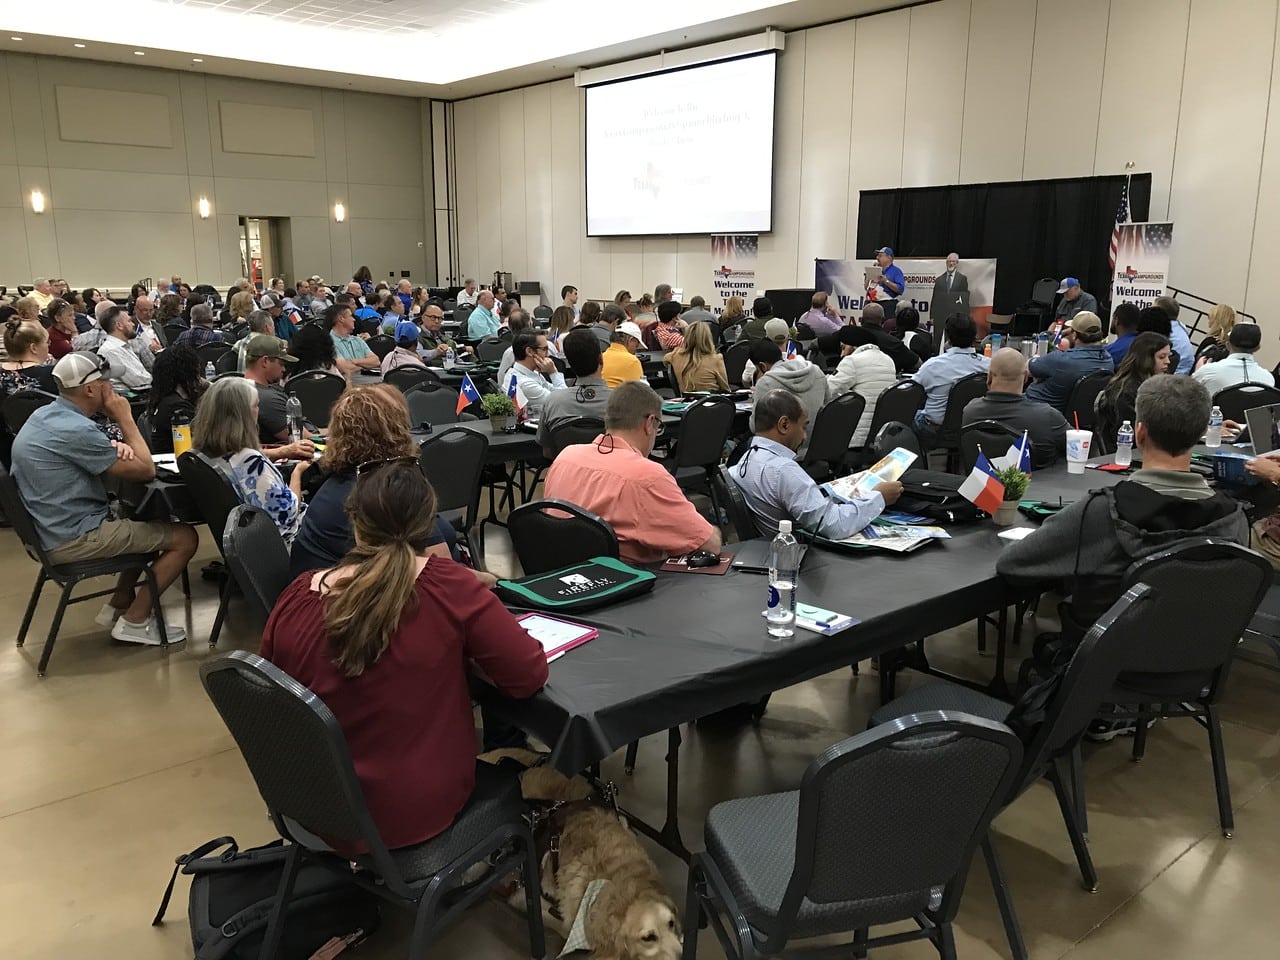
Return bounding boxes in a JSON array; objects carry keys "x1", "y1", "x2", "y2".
[{"x1": 261, "y1": 460, "x2": 548, "y2": 849}]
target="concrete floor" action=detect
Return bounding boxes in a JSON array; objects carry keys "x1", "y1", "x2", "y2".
[{"x1": 2, "y1": 523, "x2": 1278, "y2": 959}]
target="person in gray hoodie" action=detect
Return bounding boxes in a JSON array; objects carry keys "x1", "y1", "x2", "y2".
[
  {"x1": 748, "y1": 338, "x2": 828, "y2": 456},
  {"x1": 998, "y1": 375, "x2": 1248, "y2": 658}
]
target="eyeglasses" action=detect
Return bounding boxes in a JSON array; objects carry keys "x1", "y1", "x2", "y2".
[
  {"x1": 355, "y1": 456, "x2": 421, "y2": 477},
  {"x1": 648, "y1": 413, "x2": 666, "y2": 438},
  {"x1": 67, "y1": 356, "x2": 111, "y2": 386}
]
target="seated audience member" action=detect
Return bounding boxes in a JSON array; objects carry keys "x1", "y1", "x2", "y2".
[
  {"x1": 601, "y1": 321, "x2": 646, "y2": 388},
  {"x1": 261, "y1": 459, "x2": 547, "y2": 850},
  {"x1": 653, "y1": 300, "x2": 688, "y2": 351},
  {"x1": 45, "y1": 298, "x2": 78, "y2": 360},
  {"x1": 290, "y1": 386, "x2": 469, "y2": 578},
  {"x1": 537, "y1": 328, "x2": 612, "y2": 456},
  {"x1": 455, "y1": 277, "x2": 479, "y2": 308},
  {"x1": 233, "y1": 310, "x2": 275, "y2": 371},
  {"x1": 496, "y1": 310, "x2": 532, "y2": 384},
  {"x1": 1, "y1": 318, "x2": 57, "y2": 396},
  {"x1": 547, "y1": 306, "x2": 576, "y2": 359},
  {"x1": 1094, "y1": 333, "x2": 1171, "y2": 441},
  {"x1": 192, "y1": 377, "x2": 308, "y2": 545},
  {"x1": 1025, "y1": 311, "x2": 1114, "y2": 413},
  {"x1": 579, "y1": 299, "x2": 602, "y2": 331},
  {"x1": 718, "y1": 295, "x2": 746, "y2": 340},
  {"x1": 1053, "y1": 277, "x2": 1098, "y2": 323},
  {"x1": 738, "y1": 296, "x2": 774, "y2": 341},
  {"x1": 326, "y1": 303, "x2": 381, "y2": 374},
  {"x1": 1191, "y1": 323, "x2": 1274, "y2": 393},
  {"x1": 1106, "y1": 302, "x2": 1141, "y2": 366},
  {"x1": 963, "y1": 347, "x2": 1069, "y2": 467},
  {"x1": 290, "y1": 323, "x2": 341, "y2": 375},
  {"x1": 507, "y1": 331, "x2": 566, "y2": 417},
  {"x1": 733, "y1": 390, "x2": 900, "y2": 538},
  {"x1": 1195, "y1": 303, "x2": 1238, "y2": 364},
  {"x1": 13, "y1": 295, "x2": 43, "y2": 326},
  {"x1": 381, "y1": 320, "x2": 428, "y2": 375},
  {"x1": 146, "y1": 344, "x2": 205, "y2": 453},
  {"x1": 998, "y1": 377, "x2": 1248, "y2": 716},
  {"x1": 417, "y1": 303, "x2": 465, "y2": 366},
  {"x1": 799, "y1": 291, "x2": 844, "y2": 337},
  {"x1": 353, "y1": 294, "x2": 380, "y2": 324},
  {"x1": 1245, "y1": 453, "x2": 1280, "y2": 569},
  {"x1": 466, "y1": 290, "x2": 502, "y2": 339},
  {"x1": 257, "y1": 293, "x2": 296, "y2": 341},
  {"x1": 590, "y1": 302, "x2": 623, "y2": 350},
  {"x1": 1136, "y1": 305, "x2": 1172, "y2": 339},
  {"x1": 132, "y1": 294, "x2": 163, "y2": 352},
  {"x1": 27, "y1": 277, "x2": 54, "y2": 311},
  {"x1": 173, "y1": 303, "x2": 224, "y2": 350},
  {"x1": 682, "y1": 295, "x2": 716, "y2": 327},
  {"x1": 544, "y1": 380, "x2": 722, "y2": 564},
  {"x1": 825, "y1": 326, "x2": 899, "y2": 447},
  {"x1": 664, "y1": 321, "x2": 728, "y2": 393},
  {"x1": 379, "y1": 292, "x2": 406, "y2": 334},
  {"x1": 96, "y1": 306, "x2": 153, "y2": 393},
  {"x1": 74, "y1": 301, "x2": 158, "y2": 371},
  {"x1": 912, "y1": 312, "x2": 990, "y2": 445},
  {"x1": 859, "y1": 302, "x2": 921, "y2": 374},
  {"x1": 227, "y1": 290, "x2": 256, "y2": 326},
  {"x1": 1153, "y1": 294, "x2": 1196, "y2": 374},
  {"x1": 741, "y1": 318, "x2": 796, "y2": 387},
  {"x1": 631, "y1": 293, "x2": 657, "y2": 331},
  {"x1": 242, "y1": 334, "x2": 316, "y2": 455},
  {"x1": 748, "y1": 339, "x2": 828, "y2": 456},
  {"x1": 894, "y1": 306, "x2": 934, "y2": 366},
  {"x1": 11, "y1": 353, "x2": 198, "y2": 643}
]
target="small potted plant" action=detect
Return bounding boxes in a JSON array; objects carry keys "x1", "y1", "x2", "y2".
[
  {"x1": 480, "y1": 392, "x2": 516, "y2": 433},
  {"x1": 992, "y1": 465, "x2": 1029, "y2": 525}
]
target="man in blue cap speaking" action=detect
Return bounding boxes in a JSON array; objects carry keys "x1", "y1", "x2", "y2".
[
  {"x1": 1053, "y1": 276, "x2": 1099, "y2": 324},
  {"x1": 869, "y1": 246, "x2": 906, "y2": 322}
]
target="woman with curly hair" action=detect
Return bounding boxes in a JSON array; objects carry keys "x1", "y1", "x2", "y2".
[
  {"x1": 289, "y1": 386, "x2": 483, "y2": 580},
  {"x1": 157, "y1": 293, "x2": 185, "y2": 327},
  {"x1": 146, "y1": 344, "x2": 206, "y2": 452}
]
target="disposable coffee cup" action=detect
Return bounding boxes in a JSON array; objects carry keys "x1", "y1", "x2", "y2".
[{"x1": 1066, "y1": 429, "x2": 1092, "y2": 474}]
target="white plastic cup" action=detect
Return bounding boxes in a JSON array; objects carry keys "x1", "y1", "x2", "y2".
[{"x1": 1066, "y1": 429, "x2": 1093, "y2": 474}]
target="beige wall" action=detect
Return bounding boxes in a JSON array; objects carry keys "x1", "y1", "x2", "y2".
[
  {"x1": 0, "y1": 53, "x2": 433, "y2": 291},
  {"x1": 450, "y1": 0, "x2": 1280, "y2": 361}
]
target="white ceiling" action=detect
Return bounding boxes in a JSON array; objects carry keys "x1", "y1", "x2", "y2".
[{"x1": 1, "y1": 0, "x2": 915, "y2": 98}]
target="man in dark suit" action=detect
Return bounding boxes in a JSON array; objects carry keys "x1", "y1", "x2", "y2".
[{"x1": 930, "y1": 252, "x2": 969, "y2": 351}]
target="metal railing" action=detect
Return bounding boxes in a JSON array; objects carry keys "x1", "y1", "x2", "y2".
[{"x1": 1168, "y1": 286, "x2": 1257, "y2": 341}]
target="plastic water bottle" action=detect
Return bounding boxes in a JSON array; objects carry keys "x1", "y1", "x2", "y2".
[
  {"x1": 1115, "y1": 420, "x2": 1134, "y2": 467},
  {"x1": 444, "y1": 346, "x2": 456, "y2": 369},
  {"x1": 286, "y1": 393, "x2": 304, "y2": 444},
  {"x1": 204, "y1": 361, "x2": 216, "y2": 380},
  {"x1": 766, "y1": 520, "x2": 800, "y2": 638},
  {"x1": 990, "y1": 333, "x2": 1002, "y2": 353},
  {"x1": 1206, "y1": 406, "x2": 1223, "y2": 448}
]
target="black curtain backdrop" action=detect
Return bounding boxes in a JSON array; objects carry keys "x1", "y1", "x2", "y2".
[{"x1": 855, "y1": 173, "x2": 1151, "y2": 316}]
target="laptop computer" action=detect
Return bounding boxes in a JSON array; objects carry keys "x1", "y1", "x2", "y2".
[{"x1": 1243, "y1": 403, "x2": 1280, "y2": 455}]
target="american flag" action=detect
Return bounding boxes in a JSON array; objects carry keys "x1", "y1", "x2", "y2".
[{"x1": 1109, "y1": 182, "x2": 1130, "y2": 271}]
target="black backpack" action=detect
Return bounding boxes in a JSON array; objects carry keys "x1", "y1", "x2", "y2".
[
  {"x1": 154, "y1": 836, "x2": 380, "y2": 960},
  {"x1": 895, "y1": 468, "x2": 986, "y2": 523}
]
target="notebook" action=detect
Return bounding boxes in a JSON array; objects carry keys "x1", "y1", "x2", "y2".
[{"x1": 730, "y1": 538, "x2": 809, "y2": 573}]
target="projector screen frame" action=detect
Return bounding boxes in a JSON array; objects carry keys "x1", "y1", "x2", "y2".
[{"x1": 582, "y1": 50, "x2": 779, "y2": 239}]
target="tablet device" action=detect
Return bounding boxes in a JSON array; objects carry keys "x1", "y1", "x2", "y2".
[{"x1": 516, "y1": 613, "x2": 598, "y2": 662}]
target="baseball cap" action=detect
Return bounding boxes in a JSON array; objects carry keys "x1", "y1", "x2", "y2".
[
  {"x1": 1057, "y1": 277, "x2": 1080, "y2": 294},
  {"x1": 259, "y1": 293, "x2": 282, "y2": 310},
  {"x1": 1066, "y1": 311, "x2": 1102, "y2": 336},
  {"x1": 394, "y1": 319, "x2": 421, "y2": 345},
  {"x1": 53, "y1": 351, "x2": 109, "y2": 388},
  {"x1": 244, "y1": 333, "x2": 297, "y2": 361},
  {"x1": 616, "y1": 321, "x2": 644, "y2": 342},
  {"x1": 1229, "y1": 323, "x2": 1262, "y2": 351},
  {"x1": 875, "y1": 246, "x2": 895, "y2": 257},
  {"x1": 752, "y1": 296, "x2": 773, "y2": 319},
  {"x1": 764, "y1": 319, "x2": 791, "y2": 343}
]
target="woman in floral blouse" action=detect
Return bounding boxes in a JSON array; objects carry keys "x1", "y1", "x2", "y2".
[{"x1": 191, "y1": 377, "x2": 309, "y2": 545}]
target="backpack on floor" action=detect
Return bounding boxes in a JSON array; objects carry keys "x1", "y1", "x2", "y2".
[{"x1": 153, "y1": 836, "x2": 380, "y2": 960}]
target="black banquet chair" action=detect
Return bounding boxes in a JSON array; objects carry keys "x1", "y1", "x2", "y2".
[
  {"x1": 177, "y1": 451, "x2": 245, "y2": 646},
  {"x1": 419, "y1": 426, "x2": 489, "y2": 570},
  {"x1": 222, "y1": 506, "x2": 292, "y2": 620},
  {"x1": 284, "y1": 371, "x2": 346, "y2": 429},
  {"x1": 196, "y1": 342, "x2": 232, "y2": 370},
  {"x1": 668, "y1": 395, "x2": 736, "y2": 509},
  {"x1": 545, "y1": 416, "x2": 605, "y2": 457},
  {"x1": 404, "y1": 382, "x2": 465, "y2": 427},
  {"x1": 2, "y1": 388, "x2": 57, "y2": 436},
  {"x1": 475, "y1": 336, "x2": 508, "y2": 364},
  {"x1": 713, "y1": 465, "x2": 760, "y2": 542},
  {"x1": 799, "y1": 391, "x2": 865, "y2": 480},
  {"x1": 0, "y1": 463, "x2": 172, "y2": 676},
  {"x1": 960, "y1": 419, "x2": 1022, "y2": 475},
  {"x1": 1065, "y1": 371, "x2": 1112, "y2": 434},
  {"x1": 199, "y1": 652, "x2": 545, "y2": 960},
  {"x1": 684, "y1": 712, "x2": 1022, "y2": 960},
  {"x1": 855, "y1": 379, "x2": 926, "y2": 464},
  {"x1": 506, "y1": 499, "x2": 618, "y2": 576},
  {"x1": 384, "y1": 365, "x2": 440, "y2": 393},
  {"x1": 723, "y1": 341, "x2": 752, "y2": 388},
  {"x1": 213, "y1": 348, "x2": 240, "y2": 375},
  {"x1": 366, "y1": 334, "x2": 396, "y2": 360},
  {"x1": 930, "y1": 372, "x2": 988, "y2": 470},
  {"x1": 871, "y1": 420, "x2": 922, "y2": 460},
  {"x1": 1212, "y1": 382, "x2": 1280, "y2": 423}
]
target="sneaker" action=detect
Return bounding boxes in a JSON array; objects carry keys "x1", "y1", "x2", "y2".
[
  {"x1": 95, "y1": 603, "x2": 124, "y2": 627},
  {"x1": 1085, "y1": 707, "x2": 1158, "y2": 743},
  {"x1": 111, "y1": 617, "x2": 188, "y2": 646}
]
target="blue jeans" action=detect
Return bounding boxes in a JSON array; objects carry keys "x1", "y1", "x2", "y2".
[{"x1": 913, "y1": 410, "x2": 940, "y2": 448}]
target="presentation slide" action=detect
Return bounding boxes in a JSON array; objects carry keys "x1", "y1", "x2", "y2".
[{"x1": 585, "y1": 54, "x2": 777, "y2": 236}]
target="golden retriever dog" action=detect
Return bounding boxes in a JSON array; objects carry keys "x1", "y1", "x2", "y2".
[{"x1": 479, "y1": 749, "x2": 683, "y2": 960}]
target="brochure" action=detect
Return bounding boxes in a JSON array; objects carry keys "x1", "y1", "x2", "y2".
[
  {"x1": 822, "y1": 448, "x2": 918, "y2": 503},
  {"x1": 826, "y1": 523, "x2": 951, "y2": 553}
]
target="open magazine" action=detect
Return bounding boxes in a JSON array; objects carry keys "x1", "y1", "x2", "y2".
[
  {"x1": 821, "y1": 448, "x2": 918, "y2": 504},
  {"x1": 826, "y1": 523, "x2": 951, "y2": 553}
]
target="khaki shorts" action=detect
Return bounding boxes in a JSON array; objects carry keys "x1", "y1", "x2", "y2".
[
  {"x1": 46, "y1": 519, "x2": 178, "y2": 565},
  {"x1": 1251, "y1": 521, "x2": 1280, "y2": 572}
]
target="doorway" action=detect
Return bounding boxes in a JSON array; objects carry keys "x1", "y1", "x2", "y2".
[{"x1": 238, "y1": 217, "x2": 294, "y2": 291}]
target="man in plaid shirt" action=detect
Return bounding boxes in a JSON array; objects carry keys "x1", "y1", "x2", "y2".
[{"x1": 173, "y1": 303, "x2": 225, "y2": 350}]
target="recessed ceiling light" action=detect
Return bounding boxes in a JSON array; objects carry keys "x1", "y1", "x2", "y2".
[
  {"x1": 134, "y1": 50, "x2": 145, "y2": 56},
  {"x1": 10, "y1": 37, "x2": 22, "y2": 41},
  {"x1": 192, "y1": 58, "x2": 203, "y2": 63},
  {"x1": 74, "y1": 43, "x2": 86, "y2": 49}
]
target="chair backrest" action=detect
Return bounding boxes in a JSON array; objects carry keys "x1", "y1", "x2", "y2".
[
  {"x1": 2, "y1": 389, "x2": 57, "y2": 435},
  {"x1": 1030, "y1": 277, "x2": 1059, "y2": 307},
  {"x1": 673, "y1": 395, "x2": 736, "y2": 470},
  {"x1": 766, "y1": 713, "x2": 1022, "y2": 945},
  {"x1": 872, "y1": 420, "x2": 922, "y2": 459},
  {"x1": 134, "y1": 411, "x2": 154, "y2": 452},
  {"x1": 164, "y1": 322, "x2": 188, "y2": 341},
  {"x1": 197, "y1": 342, "x2": 232, "y2": 368},
  {"x1": 794, "y1": 321, "x2": 817, "y2": 341},
  {"x1": 199, "y1": 652, "x2": 412, "y2": 895},
  {"x1": 223, "y1": 505, "x2": 293, "y2": 618},
  {"x1": 801, "y1": 391, "x2": 865, "y2": 466},
  {"x1": 546, "y1": 417, "x2": 605, "y2": 457},
  {"x1": 214, "y1": 348, "x2": 240, "y2": 374},
  {"x1": 454, "y1": 303, "x2": 476, "y2": 333},
  {"x1": 532, "y1": 305, "x2": 553, "y2": 320},
  {"x1": 475, "y1": 336, "x2": 508, "y2": 363},
  {"x1": 959, "y1": 419, "x2": 1022, "y2": 475},
  {"x1": 936, "y1": 373, "x2": 989, "y2": 444},
  {"x1": 284, "y1": 371, "x2": 346, "y2": 429},
  {"x1": 723, "y1": 341, "x2": 752, "y2": 388},
  {"x1": 507, "y1": 499, "x2": 619, "y2": 576},
  {"x1": 0, "y1": 462, "x2": 54, "y2": 567},
  {"x1": 1066, "y1": 371, "x2": 1112, "y2": 432},
  {"x1": 419, "y1": 426, "x2": 487, "y2": 532},
  {"x1": 176, "y1": 451, "x2": 245, "y2": 559},
  {"x1": 383, "y1": 364, "x2": 440, "y2": 393},
  {"x1": 1212, "y1": 383, "x2": 1280, "y2": 423},
  {"x1": 404, "y1": 382, "x2": 464, "y2": 426},
  {"x1": 366, "y1": 335, "x2": 395, "y2": 360},
  {"x1": 863, "y1": 379, "x2": 926, "y2": 445},
  {"x1": 714, "y1": 465, "x2": 760, "y2": 541}
]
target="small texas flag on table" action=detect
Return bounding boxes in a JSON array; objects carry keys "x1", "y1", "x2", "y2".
[
  {"x1": 456, "y1": 373, "x2": 482, "y2": 415},
  {"x1": 958, "y1": 450, "x2": 1006, "y2": 514}
]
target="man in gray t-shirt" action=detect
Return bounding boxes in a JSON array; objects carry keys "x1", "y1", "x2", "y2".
[{"x1": 537, "y1": 329, "x2": 612, "y2": 456}]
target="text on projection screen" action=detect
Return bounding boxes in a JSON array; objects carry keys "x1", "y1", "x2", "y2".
[{"x1": 585, "y1": 54, "x2": 777, "y2": 236}]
